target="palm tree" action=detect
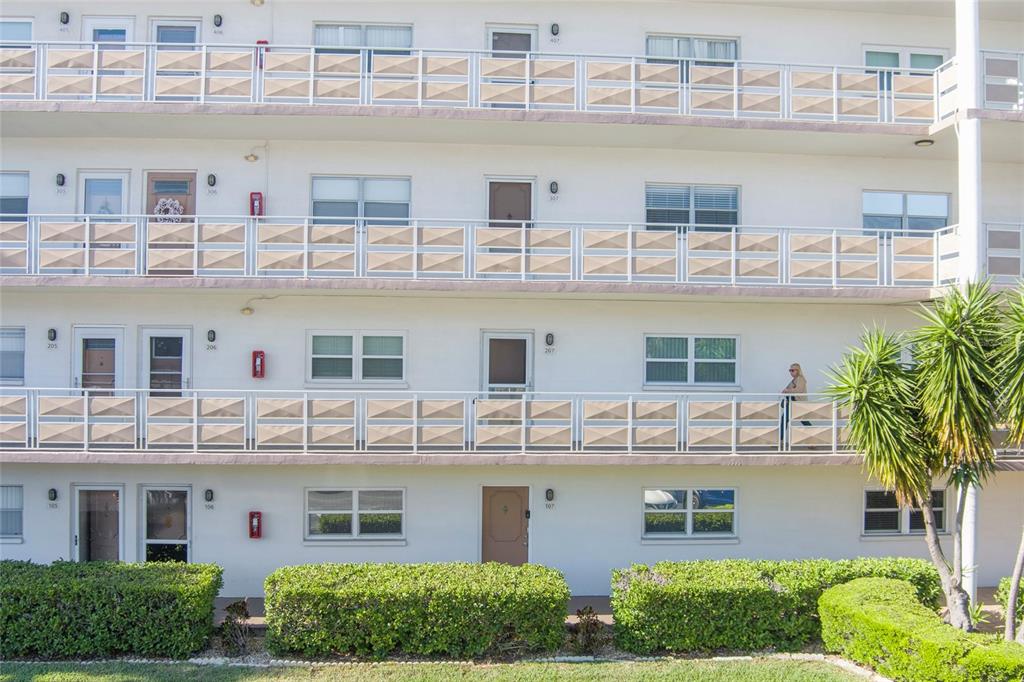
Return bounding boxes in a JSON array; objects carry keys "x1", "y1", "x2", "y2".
[
  {"x1": 828, "y1": 282, "x2": 1005, "y2": 631},
  {"x1": 998, "y1": 288, "x2": 1024, "y2": 642}
]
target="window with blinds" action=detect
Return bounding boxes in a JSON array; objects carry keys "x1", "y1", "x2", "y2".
[
  {"x1": 646, "y1": 35, "x2": 738, "y2": 61},
  {"x1": 314, "y1": 23, "x2": 412, "y2": 68},
  {"x1": 645, "y1": 184, "x2": 739, "y2": 231},
  {"x1": 0, "y1": 485, "x2": 23, "y2": 538},
  {"x1": 644, "y1": 334, "x2": 738, "y2": 386},
  {"x1": 0, "y1": 328, "x2": 25, "y2": 384},
  {"x1": 308, "y1": 331, "x2": 406, "y2": 383},
  {"x1": 0, "y1": 172, "x2": 28, "y2": 221},
  {"x1": 863, "y1": 489, "x2": 945, "y2": 535},
  {"x1": 311, "y1": 177, "x2": 410, "y2": 225}
]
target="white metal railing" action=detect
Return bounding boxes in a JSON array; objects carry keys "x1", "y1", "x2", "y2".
[
  {"x1": 986, "y1": 222, "x2": 1024, "y2": 282},
  {"x1": 0, "y1": 41, "x2": 939, "y2": 124},
  {"x1": 982, "y1": 50, "x2": 1024, "y2": 111},
  {"x1": 0, "y1": 214, "x2": 960, "y2": 287},
  {"x1": 0, "y1": 388, "x2": 853, "y2": 455}
]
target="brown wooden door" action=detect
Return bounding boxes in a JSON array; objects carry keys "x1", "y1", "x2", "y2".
[
  {"x1": 482, "y1": 486, "x2": 529, "y2": 565},
  {"x1": 77, "y1": 489, "x2": 120, "y2": 561},
  {"x1": 488, "y1": 182, "x2": 532, "y2": 228},
  {"x1": 146, "y1": 172, "x2": 196, "y2": 218}
]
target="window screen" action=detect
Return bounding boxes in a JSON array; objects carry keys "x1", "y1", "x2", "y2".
[{"x1": 646, "y1": 184, "x2": 738, "y2": 231}]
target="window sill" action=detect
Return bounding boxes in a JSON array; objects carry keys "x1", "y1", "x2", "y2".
[
  {"x1": 642, "y1": 384, "x2": 742, "y2": 393},
  {"x1": 0, "y1": 537, "x2": 25, "y2": 544},
  {"x1": 641, "y1": 536, "x2": 740, "y2": 546},
  {"x1": 860, "y1": 532, "x2": 949, "y2": 541},
  {"x1": 303, "y1": 538, "x2": 407, "y2": 547},
  {"x1": 0, "y1": 380, "x2": 25, "y2": 387},
  {"x1": 304, "y1": 381, "x2": 409, "y2": 390}
]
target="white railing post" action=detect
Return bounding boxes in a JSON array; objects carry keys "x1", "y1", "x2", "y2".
[{"x1": 91, "y1": 43, "x2": 99, "y2": 102}]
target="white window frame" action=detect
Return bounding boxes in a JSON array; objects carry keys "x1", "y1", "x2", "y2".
[
  {"x1": 642, "y1": 333, "x2": 739, "y2": 388},
  {"x1": 486, "y1": 24, "x2": 538, "y2": 54},
  {"x1": 0, "y1": 18, "x2": 33, "y2": 44},
  {"x1": 862, "y1": 44, "x2": 949, "y2": 71},
  {"x1": 862, "y1": 488, "x2": 947, "y2": 536},
  {"x1": 862, "y1": 189, "x2": 951, "y2": 234},
  {"x1": 304, "y1": 487, "x2": 406, "y2": 541},
  {"x1": 1, "y1": 170, "x2": 30, "y2": 219},
  {"x1": 306, "y1": 330, "x2": 407, "y2": 385},
  {"x1": 149, "y1": 17, "x2": 202, "y2": 44},
  {"x1": 0, "y1": 326, "x2": 26, "y2": 386},
  {"x1": 309, "y1": 175, "x2": 412, "y2": 221},
  {"x1": 645, "y1": 33, "x2": 741, "y2": 60},
  {"x1": 0, "y1": 484, "x2": 24, "y2": 541},
  {"x1": 644, "y1": 183, "x2": 741, "y2": 230},
  {"x1": 641, "y1": 486, "x2": 738, "y2": 539},
  {"x1": 78, "y1": 170, "x2": 130, "y2": 217},
  {"x1": 312, "y1": 22, "x2": 413, "y2": 48},
  {"x1": 81, "y1": 16, "x2": 135, "y2": 43},
  {"x1": 140, "y1": 485, "x2": 191, "y2": 562}
]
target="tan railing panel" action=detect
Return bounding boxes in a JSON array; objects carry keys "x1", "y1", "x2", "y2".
[
  {"x1": 257, "y1": 251, "x2": 303, "y2": 270},
  {"x1": 309, "y1": 224, "x2": 355, "y2": 244},
  {"x1": 309, "y1": 399, "x2": 355, "y2": 419},
  {"x1": 687, "y1": 257, "x2": 731, "y2": 277},
  {"x1": 156, "y1": 51, "x2": 202, "y2": 71},
  {"x1": 199, "y1": 397, "x2": 244, "y2": 418},
  {"x1": 480, "y1": 82, "x2": 525, "y2": 103},
  {"x1": 39, "y1": 249, "x2": 85, "y2": 270},
  {"x1": 687, "y1": 426, "x2": 731, "y2": 446},
  {"x1": 476, "y1": 253, "x2": 522, "y2": 273},
  {"x1": 638, "y1": 88, "x2": 679, "y2": 108},
  {"x1": 147, "y1": 249, "x2": 195, "y2": 271},
  {"x1": 257, "y1": 398, "x2": 304, "y2": 419},
  {"x1": 738, "y1": 401, "x2": 778, "y2": 420},
  {"x1": 691, "y1": 65, "x2": 734, "y2": 86},
  {"x1": 148, "y1": 222, "x2": 194, "y2": 244},
  {"x1": 367, "y1": 425, "x2": 414, "y2": 446},
  {"x1": 790, "y1": 426, "x2": 833, "y2": 446},
  {"x1": 791, "y1": 95, "x2": 833, "y2": 115},
  {"x1": 419, "y1": 425, "x2": 464, "y2": 446},
  {"x1": 528, "y1": 400, "x2": 572, "y2": 420},
  {"x1": 0, "y1": 423, "x2": 26, "y2": 442},
  {"x1": 688, "y1": 401, "x2": 732, "y2": 421},
  {"x1": 367, "y1": 252, "x2": 413, "y2": 272},
  {"x1": 532, "y1": 59, "x2": 575, "y2": 79},
  {"x1": 737, "y1": 233, "x2": 778, "y2": 253},
  {"x1": 584, "y1": 230, "x2": 628, "y2": 250},
  {"x1": 418, "y1": 252, "x2": 462, "y2": 272},
  {"x1": 790, "y1": 260, "x2": 833, "y2": 279},
  {"x1": 691, "y1": 90, "x2": 733, "y2": 111},
  {"x1": 893, "y1": 236, "x2": 933, "y2": 257},
  {"x1": 531, "y1": 84, "x2": 575, "y2": 105},
  {"x1": 313, "y1": 78, "x2": 360, "y2": 99},
  {"x1": 0, "y1": 74, "x2": 34, "y2": 94},
  {"x1": 637, "y1": 63, "x2": 679, "y2": 83},
  {"x1": 477, "y1": 228, "x2": 522, "y2": 248},
  {"x1": 0, "y1": 222, "x2": 28, "y2": 241},
  {"x1": 737, "y1": 258, "x2": 778, "y2": 278},
  {"x1": 738, "y1": 426, "x2": 779, "y2": 446},
  {"x1": 207, "y1": 50, "x2": 252, "y2": 71},
  {"x1": 587, "y1": 61, "x2": 631, "y2": 81},
  {"x1": 586, "y1": 86, "x2": 630, "y2": 106},
  {"x1": 634, "y1": 401, "x2": 676, "y2": 420},
  {"x1": 584, "y1": 400, "x2": 628, "y2": 420},
  {"x1": 258, "y1": 224, "x2": 303, "y2": 244},
  {"x1": 39, "y1": 422, "x2": 84, "y2": 444},
  {"x1": 368, "y1": 226, "x2": 414, "y2": 246},
  {"x1": 89, "y1": 423, "x2": 134, "y2": 444},
  {"x1": 528, "y1": 255, "x2": 571, "y2": 274},
  {"x1": 148, "y1": 423, "x2": 194, "y2": 445},
  {"x1": 258, "y1": 424, "x2": 303, "y2": 446},
  {"x1": 740, "y1": 93, "x2": 781, "y2": 112},
  {"x1": 91, "y1": 222, "x2": 135, "y2": 243},
  {"x1": 894, "y1": 99, "x2": 933, "y2": 120},
  {"x1": 95, "y1": 49, "x2": 143, "y2": 70},
  {"x1": 419, "y1": 227, "x2": 464, "y2": 247},
  {"x1": 206, "y1": 76, "x2": 252, "y2": 97},
  {"x1": 529, "y1": 426, "x2": 571, "y2": 446},
  {"x1": 0, "y1": 249, "x2": 27, "y2": 268},
  {"x1": 39, "y1": 396, "x2": 84, "y2": 417},
  {"x1": 366, "y1": 399, "x2": 414, "y2": 420},
  {"x1": 310, "y1": 251, "x2": 354, "y2": 271},
  {"x1": 315, "y1": 54, "x2": 361, "y2": 74},
  {"x1": 97, "y1": 75, "x2": 143, "y2": 96},
  {"x1": 838, "y1": 73, "x2": 876, "y2": 92},
  {"x1": 424, "y1": 56, "x2": 468, "y2": 76},
  {"x1": 40, "y1": 222, "x2": 86, "y2": 242},
  {"x1": 633, "y1": 256, "x2": 676, "y2": 276},
  {"x1": 481, "y1": 58, "x2": 526, "y2": 79},
  {"x1": 635, "y1": 426, "x2": 677, "y2": 446},
  {"x1": 893, "y1": 74, "x2": 933, "y2": 95},
  {"x1": 199, "y1": 223, "x2": 245, "y2": 243},
  {"x1": 198, "y1": 250, "x2": 244, "y2": 270},
  {"x1": 583, "y1": 426, "x2": 627, "y2": 446},
  {"x1": 48, "y1": 75, "x2": 95, "y2": 96},
  {"x1": 155, "y1": 75, "x2": 202, "y2": 97},
  {"x1": 838, "y1": 260, "x2": 878, "y2": 280},
  {"x1": 89, "y1": 396, "x2": 135, "y2": 417},
  {"x1": 264, "y1": 52, "x2": 311, "y2": 72},
  {"x1": 423, "y1": 82, "x2": 468, "y2": 101},
  {"x1": 147, "y1": 396, "x2": 192, "y2": 418},
  {"x1": 372, "y1": 55, "x2": 418, "y2": 75},
  {"x1": 373, "y1": 80, "x2": 418, "y2": 100},
  {"x1": 476, "y1": 425, "x2": 521, "y2": 446},
  {"x1": 0, "y1": 48, "x2": 35, "y2": 69},
  {"x1": 790, "y1": 234, "x2": 832, "y2": 254},
  {"x1": 791, "y1": 70, "x2": 834, "y2": 91},
  {"x1": 838, "y1": 97, "x2": 878, "y2": 117},
  {"x1": 476, "y1": 399, "x2": 523, "y2": 420},
  {"x1": 199, "y1": 424, "x2": 244, "y2": 445},
  {"x1": 634, "y1": 231, "x2": 676, "y2": 250},
  {"x1": 582, "y1": 255, "x2": 627, "y2": 275},
  {"x1": 0, "y1": 396, "x2": 27, "y2": 416},
  {"x1": 893, "y1": 261, "x2": 934, "y2": 282},
  {"x1": 309, "y1": 424, "x2": 354, "y2": 445},
  {"x1": 419, "y1": 399, "x2": 464, "y2": 420},
  {"x1": 264, "y1": 79, "x2": 308, "y2": 99},
  {"x1": 47, "y1": 49, "x2": 94, "y2": 69},
  {"x1": 742, "y1": 68, "x2": 780, "y2": 87},
  {"x1": 791, "y1": 401, "x2": 832, "y2": 421},
  {"x1": 688, "y1": 232, "x2": 732, "y2": 251}
]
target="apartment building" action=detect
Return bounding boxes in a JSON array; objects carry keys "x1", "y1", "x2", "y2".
[{"x1": 0, "y1": 0, "x2": 1021, "y2": 598}]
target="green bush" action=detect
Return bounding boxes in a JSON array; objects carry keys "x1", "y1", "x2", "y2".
[
  {"x1": 611, "y1": 557, "x2": 940, "y2": 654},
  {"x1": 819, "y1": 577, "x2": 1024, "y2": 682},
  {"x1": 994, "y1": 576, "x2": 1022, "y2": 624},
  {"x1": 264, "y1": 562, "x2": 570, "y2": 659},
  {"x1": 0, "y1": 560, "x2": 223, "y2": 659}
]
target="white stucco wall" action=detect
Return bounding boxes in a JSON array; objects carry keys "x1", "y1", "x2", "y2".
[{"x1": 1, "y1": 462, "x2": 1020, "y2": 596}]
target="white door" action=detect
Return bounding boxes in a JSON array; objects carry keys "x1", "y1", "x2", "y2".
[
  {"x1": 141, "y1": 327, "x2": 192, "y2": 393},
  {"x1": 82, "y1": 16, "x2": 134, "y2": 44},
  {"x1": 482, "y1": 332, "x2": 533, "y2": 393},
  {"x1": 72, "y1": 326, "x2": 125, "y2": 390},
  {"x1": 79, "y1": 172, "x2": 129, "y2": 219},
  {"x1": 73, "y1": 485, "x2": 123, "y2": 561}
]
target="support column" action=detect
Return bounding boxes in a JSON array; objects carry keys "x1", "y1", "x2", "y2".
[{"x1": 961, "y1": 484, "x2": 979, "y2": 602}]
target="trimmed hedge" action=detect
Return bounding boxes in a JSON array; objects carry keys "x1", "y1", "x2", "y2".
[
  {"x1": 995, "y1": 576, "x2": 1022, "y2": 624},
  {"x1": 611, "y1": 557, "x2": 940, "y2": 654},
  {"x1": 264, "y1": 562, "x2": 570, "y2": 658},
  {"x1": 819, "y1": 577, "x2": 1024, "y2": 682},
  {"x1": 0, "y1": 560, "x2": 223, "y2": 659}
]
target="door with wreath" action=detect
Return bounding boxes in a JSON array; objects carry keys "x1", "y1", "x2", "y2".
[{"x1": 145, "y1": 172, "x2": 197, "y2": 275}]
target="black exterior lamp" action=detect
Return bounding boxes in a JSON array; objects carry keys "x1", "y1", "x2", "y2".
[
  {"x1": 59, "y1": 11, "x2": 70, "y2": 25},
  {"x1": 204, "y1": 489, "x2": 214, "y2": 502},
  {"x1": 550, "y1": 24, "x2": 559, "y2": 36},
  {"x1": 207, "y1": 330, "x2": 216, "y2": 342},
  {"x1": 207, "y1": 174, "x2": 217, "y2": 187},
  {"x1": 549, "y1": 181, "x2": 559, "y2": 194},
  {"x1": 48, "y1": 488, "x2": 58, "y2": 501},
  {"x1": 47, "y1": 328, "x2": 57, "y2": 342},
  {"x1": 55, "y1": 173, "x2": 66, "y2": 187},
  {"x1": 545, "y1": 488, "x2": 555, "y2": 502},
  {"x1": 213, "y1": 15, "x2": 223, "y2": 28}
]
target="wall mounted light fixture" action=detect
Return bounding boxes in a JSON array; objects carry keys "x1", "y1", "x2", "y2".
[
  {"x1": 48, "y1": 488, "x2": 58, "y2": 501},
  {"x1": 545, "y1": 488, "x2": 555, "y2": 501},
  {"x1": 47, "y1": 328, "x2": 57, "y2": 342},
  {"x1": 207, "y1": 330, "x2": 216, "y2": 342},
  {"x1": 545, "y1": 333, "x2": 555, "y2": 346},
  {"x1": 204, "y1": 489, "x2": 214, "y2": 502},
  {"x1": 207, "y1": 173, "x2": 217, "y2": 187},
  {"x1": 213, "y1": 14, "x2": 223, "y2": 28},
  {"x1": 244, "y1": 153, "x2": 259, "y2": 162},
  {"x1": 914, "y1": 139, "x2": 935, "y2": 147},
  {"x1": 549, "y1": 181, "x2": 559, "y2": 194},
  {"x1": 240, "y1": 306, "x2": 254, "y2": 316},
  {"x1": 59, "y1": 11, "x2": 70, "y2": 25},
  {"x1": 250, "y1": 0, "x2": 265, "y2": 6},
  {"x1": 550, "y1": 23, "x2": 559, "y2": 36},
  {"x1": 55, "y1": 173, "x2": 65, "y2": 187}
]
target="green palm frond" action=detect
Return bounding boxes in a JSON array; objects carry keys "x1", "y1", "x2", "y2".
[
  {"x1": 826, "y1": 328, "x2": 930, "y2": 504},
  {"x1": 997, "y1": 284, "x2": 1024, "y2": 447},
  {"x1": 911, "y1": 281, "x2": 1001, "y2": 475}
]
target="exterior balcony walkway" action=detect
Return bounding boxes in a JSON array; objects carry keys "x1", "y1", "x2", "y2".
[
  {"x1": 0, "y1": 388, "x2": 1019, "y2": 467},
  {"x1": 0, "y1": 42, "x2": 944, "y2": 126},
  {"x1": 0, "y1": 215, "x2": 974, "y2": 291}
]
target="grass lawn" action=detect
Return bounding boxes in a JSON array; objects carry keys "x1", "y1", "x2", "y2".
[{"x1": 0, "y1": 659, "x2": 862, "y2": 682}]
